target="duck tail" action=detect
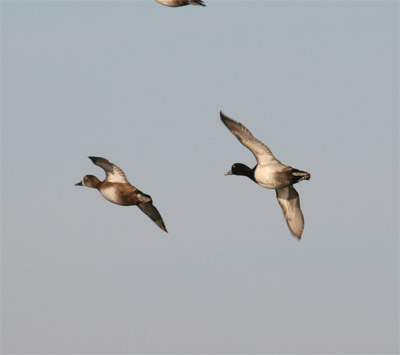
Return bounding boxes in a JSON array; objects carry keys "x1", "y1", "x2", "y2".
[{"x1": 292, "y1": 169, "x2": 310, "y2": 183}]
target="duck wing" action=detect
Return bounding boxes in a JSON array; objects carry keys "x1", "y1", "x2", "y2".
[
  {"x1": 275, "y1": 186, "x2": 304, "y2": 239},
  {"x1": 138, "y1": 202, "x2": 168, "y2": 233},
  {"x1": 220, "y1": 112, "x2": 282, "y2": 166},
  {"x1": 88, "y1": 156, "x2": 130, "y2": 184}
]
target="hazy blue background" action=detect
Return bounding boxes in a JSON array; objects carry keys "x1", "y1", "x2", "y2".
[{"x1": 1, "y1": 1, "x2": 398, "y2": 354}]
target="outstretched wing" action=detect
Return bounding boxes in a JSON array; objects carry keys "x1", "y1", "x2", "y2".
[
  {"x1": 220, "y1": 112, "x2": 282, "y2": 166},
  {"x1": 137, "y1": 202, "x2": 168, "y2": 233},
  {"x1": 88, "y1": 156, "x2": 130, "y2": 184},
  {"x1": 276, "y1": 186, "x2": 304, "y2": 239}
]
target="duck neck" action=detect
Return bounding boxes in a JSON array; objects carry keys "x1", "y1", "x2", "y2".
[{"x1": 240, "y1": 165, "x2": 256, "y2": 183}]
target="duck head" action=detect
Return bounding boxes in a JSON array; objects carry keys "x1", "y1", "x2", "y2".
[
  {"x1": 75, "y1": 175, "x2": 101, "y2": 189},
  {"x1": 225, "y1": 163, "x2": 256, "y2": 182}
]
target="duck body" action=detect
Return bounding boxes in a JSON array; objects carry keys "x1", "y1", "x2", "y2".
[
  {"x1": 76, "y1": 157, "x2": 167, "y2": 232},
  {"x1": 255, "y1": 165, "x2": 310, "y2": 189},
  {"x1": 228, "y1": 163, "x2": 309, "y2": 190},
  {"x1": 99, "y1": 181, "x2": 151, "y2": 206},
  {"x1": 221, "y1": 112, "x2": 310, "y2": 239}
]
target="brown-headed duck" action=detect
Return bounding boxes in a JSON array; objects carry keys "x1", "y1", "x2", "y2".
[
  {"x1": 76, "y1": 157, "x2": 167, "y2": 233},
  {"x1": 220, "y1": 112, "x2": 310, "y2": 240}
]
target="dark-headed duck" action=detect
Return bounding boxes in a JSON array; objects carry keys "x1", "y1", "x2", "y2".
[
  {"x1": 220, "y1": 112, "x2": 310, "y2": 240},
  {"x1": 76, "y1": 157, "x2": 167, "y2": 233},
  {"x1": 155, "y1": 0, "x2": 205, "y2": 7}
]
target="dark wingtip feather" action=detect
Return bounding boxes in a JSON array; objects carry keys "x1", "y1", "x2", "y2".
[
  {"x1": 294, "y1": 232, "x2": 302, "y2": 240},
  {"x1": 88, "y1": 156, "x2": 102, "y2": 163},
  {"x1": 156, "y1": 220, "x2": 168, "y2": 233},
  {"x1": 220, "y1": 111, "x2": 232, "y2": 126},
  {"x1": 137, "y1": 202, "x2": 168, "y2": 233}
]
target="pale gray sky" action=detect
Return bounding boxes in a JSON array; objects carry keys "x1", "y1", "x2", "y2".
[{"x1": 1, "y1": 1, "x2": 398, "y2": 354}]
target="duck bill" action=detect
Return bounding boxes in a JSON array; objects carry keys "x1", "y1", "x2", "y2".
[
  {"x1": 75, "y1": 181, "x2": 83, "y2": 186},
  {"x1": 225, "y1": 170, "x2": 233, "y2": 176}
]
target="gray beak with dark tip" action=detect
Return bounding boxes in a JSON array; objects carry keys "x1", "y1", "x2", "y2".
[{"x1": 75, "y1": 181, "x2": 83, "y2": 186}]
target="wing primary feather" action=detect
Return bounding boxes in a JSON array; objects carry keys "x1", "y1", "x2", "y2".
[
  {"x1": 137, "y1": 202, "x2": 168, "y2": 233},
  {"x1": 220, "y1": 112, "x2": 281, "y2": 166},
  {"x1": 88, "y1": 156, "x2": 130, "y2": 184}
]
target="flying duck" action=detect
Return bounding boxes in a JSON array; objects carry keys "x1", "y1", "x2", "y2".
[
  {"x1": 155, "y1": 0, "x2": 206, "y2": 7},
  {"x1": 220, "y1": 112, "x2": 310, "y2": 239},
  {"x1": 76, "y1": 157, "x2": 167, "y2": 232}
]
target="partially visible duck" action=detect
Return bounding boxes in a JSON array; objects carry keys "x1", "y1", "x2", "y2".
[
  {"x1": 220, "y1": 112, "x2": 310, "y2": 239},
  {"x1": 75, "y1": 157, "x2": 167, "y2": 233},
  {"x1": 155, "y1": 0, "x2": 206, "y2": 7}
]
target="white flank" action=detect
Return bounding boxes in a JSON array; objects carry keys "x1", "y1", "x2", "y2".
[{"x1": 101, "y1": 187, "x2": 121, "y2": 205}]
